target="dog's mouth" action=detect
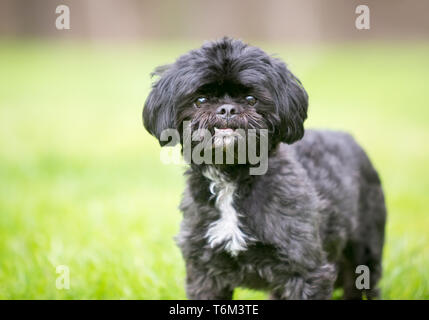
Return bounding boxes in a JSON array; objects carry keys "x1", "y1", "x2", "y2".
[
  {"x1": 213, "y1": 126, "x2": 245, "y2": 139},
  {"x1": 210, "y1": 120, "x2": 244, "y2": 134},
  {"x1": 187, "y1": 111, "x2": 269, "y2": 149},
  {"x1": 201, "y1": 121, "x2": 242, "y2": 135},
  {"x1": 211, "y1": 126, "x2": 244, "y2": 149},
  {"x1": 214, "y1": 127, "x2": 236, "y2": 135}
]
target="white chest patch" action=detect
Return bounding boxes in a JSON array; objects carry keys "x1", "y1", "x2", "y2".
[{"x1": 203, "y1": 167, "x2": 250, "y2": 256}]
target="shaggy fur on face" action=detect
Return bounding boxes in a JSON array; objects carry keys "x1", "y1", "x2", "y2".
[{"x1": 143, "y1": 37, "x2": 386, "y2": 300}]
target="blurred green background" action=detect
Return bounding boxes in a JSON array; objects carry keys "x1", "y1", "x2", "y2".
[{"x1": 0, "y1": 0, "x2": 428, "y2": 299}]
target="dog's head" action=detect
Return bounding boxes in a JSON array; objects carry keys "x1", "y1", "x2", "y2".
[{"x1": 143, "y1": 37, "x2": 308, "y2": 153}]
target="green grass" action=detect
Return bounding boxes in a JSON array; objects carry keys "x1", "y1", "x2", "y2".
[{"x1": 0, "y1": 39, "x2": 428, "y2": 299}]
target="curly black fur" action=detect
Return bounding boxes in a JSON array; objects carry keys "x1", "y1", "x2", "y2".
[{"x1": 143, "y1": 38, "x2": 386, "y2": 300}]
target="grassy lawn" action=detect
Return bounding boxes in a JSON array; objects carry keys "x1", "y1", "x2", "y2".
[{"x1": 0, "y1": 40, "x2": 428, "y2": 299}]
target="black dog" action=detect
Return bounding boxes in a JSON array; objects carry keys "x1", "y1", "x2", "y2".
[{"x1": 143, "y1": 38, "x2": 386, "y2": 299}]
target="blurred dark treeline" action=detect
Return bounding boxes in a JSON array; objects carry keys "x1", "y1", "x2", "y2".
[{"x1": 0, "y1": 0, "x2": 428, "y2": 42}]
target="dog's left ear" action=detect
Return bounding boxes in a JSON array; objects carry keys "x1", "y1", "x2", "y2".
[
  {"x1": 272, "y1": 60, "x2": 308, "y2": 144},
  {"x1": 143, "y1": 65, "x2": 178, "y2": 146}
]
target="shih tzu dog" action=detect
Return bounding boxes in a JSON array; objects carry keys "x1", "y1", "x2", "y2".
[{"x1": 143, "y1": 38, "x2": 386, "y2": 299}]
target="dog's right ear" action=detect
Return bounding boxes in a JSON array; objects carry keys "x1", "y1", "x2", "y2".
[{"x1": 143, "y1": 65, "x2": 178, "y2": 146}]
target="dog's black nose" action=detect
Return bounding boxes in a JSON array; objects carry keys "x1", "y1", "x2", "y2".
[{"x1": 216, "y1": 104, "x2": 240, "y2": 119}]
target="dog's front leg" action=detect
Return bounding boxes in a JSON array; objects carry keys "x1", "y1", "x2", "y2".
[
  {"x1": 185, "y1": 261, "x2": 234, "y2": 300},
  {"x1": 261, "y1": 209, "x2": 337, "y2": 299},
  {"x1": 271, "y1": 263, "x2": 336, "y2": 300}
]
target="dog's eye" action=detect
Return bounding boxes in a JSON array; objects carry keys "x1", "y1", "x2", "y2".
[
  {"x1": 245, "y1": 96, "x2": 257, "y2": 106},
  {"x1": 195, "y1": 97, "x2": 208, "y2": 107}
]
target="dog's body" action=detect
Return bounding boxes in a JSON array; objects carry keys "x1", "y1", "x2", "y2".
[
  {"x1": 143, "y1": 38, "x2": 386, "y2": 299},
  {"x1": 177, "y1": 130, "x2": 385, "y2": 299}
]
